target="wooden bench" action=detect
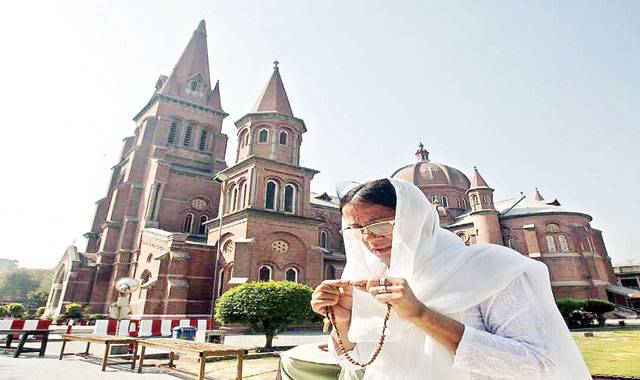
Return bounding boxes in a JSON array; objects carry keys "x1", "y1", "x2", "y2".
[
  {"x1": 137, "y1": 338, "x2": 247, "y2": 380},
  {"x1": 0, "y1": 329, "x2": 49, "y2": 358},
  {"x1": 59, "y1": 334, "x2": 139, "y2": 371}
]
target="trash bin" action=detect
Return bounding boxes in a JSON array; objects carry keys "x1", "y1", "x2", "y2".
[{"x1": 172, "y1": 326, "x2": 197, "y2": 340}]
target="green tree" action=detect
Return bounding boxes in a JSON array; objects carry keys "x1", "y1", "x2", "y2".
[
  {"x1": 0, "y1": 270, "x2": 39, "y2": 300},
  {"x1": 215, "y1": 281, "x2": 315, "y2": 349},
  {"x1": 0, "y1": 305, "x2": 8, "y2": 318},
  {"x1": 556, "y1": 299, "x2": 586, "y2": 320},
  {"x1": 25, "y1": 290, "x2": 49, "y2": 308},
  {"x1": 583, "y1": 299, "x2": 616, "y2": 327},
  {"x1": 7, "y1": 303, "x2": 26, "y2": 318}
]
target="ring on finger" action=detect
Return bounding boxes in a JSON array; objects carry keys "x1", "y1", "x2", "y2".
[{"x1": 379, "y1": 277, "x2": 386, "y2": 287}]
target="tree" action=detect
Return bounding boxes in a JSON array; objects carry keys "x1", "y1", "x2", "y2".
[
  {"x1": 0, "y1": 270, "x2": 39, "y2": 300},
  {"x1": 583, "y1": 299, "x2": 616, "y2": 327},
  {"x1": 7, "y1": 303, "x2": 26, "y2": 318},
  {"x1": 36, "y1": 306, "x2": 46, "y2": 317},
  {"x1": 25, "y1": 290, "x2": 49, "y2": 308},
  {"x1": 215, "y1": 281, "x2": 315, "y2": 349}
]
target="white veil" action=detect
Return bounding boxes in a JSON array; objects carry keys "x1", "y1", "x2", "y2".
[{"x1": 340, "y1": 178, "x2": 591, "y2": 380}]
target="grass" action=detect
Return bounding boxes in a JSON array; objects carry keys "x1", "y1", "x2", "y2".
[{"x1": 574, "y1": 328, "x2": 640, "y2": 377}]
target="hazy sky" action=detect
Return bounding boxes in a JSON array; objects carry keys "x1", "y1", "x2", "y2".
[{"x1": 1, "y1": 1, "x2": 638, "y2": 268}]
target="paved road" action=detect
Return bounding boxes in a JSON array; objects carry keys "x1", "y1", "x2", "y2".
[{"x1": 0, "y1": 331, "x2": 328, "y2": 380}]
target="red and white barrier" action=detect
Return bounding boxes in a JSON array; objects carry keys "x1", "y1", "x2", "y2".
[
  {"x1": 0, "y1": 319, "x2": 51, "y2": 330},
  {"x1": 91, "y1": 318, "x2": 211, "y2": 337}
]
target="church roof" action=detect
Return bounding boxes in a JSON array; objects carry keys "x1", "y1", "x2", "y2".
[
  {"x1": 310, "y1": 192, "x2": 339, "y2": 209},
  {"x1": 448, "y1": 196, "x2": 591, "y2": 227},
  {"x1": 158, "y1": 20, "x2": 221, "y2": 110},
  {"x1": 251, "y1": 61, "x2": 294, "y2": 116},
  {"x1": 391, "y1": 144, "x2": 471, "y2": 190},
  {"x1": 470, "y1": 167, "x2": 491, "y2": 189}
]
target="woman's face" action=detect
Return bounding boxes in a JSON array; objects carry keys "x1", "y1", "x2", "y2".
[{"x1": 342, "y1": 201, "x2": 395, "y2": 264}]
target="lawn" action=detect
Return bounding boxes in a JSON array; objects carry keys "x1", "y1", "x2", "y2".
[{"x1": 574, "y1": 328, "x2": 640, "y2": 377}]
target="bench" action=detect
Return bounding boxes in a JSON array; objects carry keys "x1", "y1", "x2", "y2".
[
  {"x1": 0, "y1": 329, "x2": 50, "y2": 358},
  {"x1": 59, "y1": 334, "x2": 139, "y2": 371},
  {"x1": 136, "y1": 338, "x2": 247, "y2": 380}
]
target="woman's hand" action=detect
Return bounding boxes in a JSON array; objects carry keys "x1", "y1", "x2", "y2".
[
  {"x1": 311, "y1": 279, "x2": 353, "y2": 323},
  {"x1": 354, "y1": 277, "x2": 426, "y2": 322}
]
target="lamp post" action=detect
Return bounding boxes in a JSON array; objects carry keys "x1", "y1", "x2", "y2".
[{"x1": 209, "y1": 172, "x2": 228, "y2": 326}]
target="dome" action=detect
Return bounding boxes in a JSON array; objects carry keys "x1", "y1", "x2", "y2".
[{"x1": 391, "y1": 144, "x2": 471, "y2": 190}]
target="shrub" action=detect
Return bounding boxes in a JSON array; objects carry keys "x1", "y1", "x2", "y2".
[
  {"x1": 36, "y1": 306, "x2": 46, "y2": 317},
  {"x1": 0, "y1": 305, "x2": 8, "y2": 318},
  {"x1": 568, "y1": 310, "x2": 596, "y2": 328},
  {"x1": 64, "y1": 303, "x2": 83, "y2": 319},
  {"x1": 215, "y1": 281, "x2": 315, "y2": 349},
  {"x1": 7, "y1": 303, "x2": 26, "y2": 318},
  {"x1": 583, "y1": 299, "x2": 616, "y2": 327}
]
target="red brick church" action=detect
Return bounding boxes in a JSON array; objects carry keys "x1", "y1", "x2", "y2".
[{"x1": 45, "y1": 20, "x2": 634, "y2": 319}]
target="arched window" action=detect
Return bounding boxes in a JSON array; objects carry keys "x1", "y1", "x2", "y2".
[
  {"x1": 284, "y1": 184, "x2": 296, "y2": 213},
  {"x1": 265, "y1": 181, "x2": 278, "y2": 210},
  {"x1": 190, "y1": 80, "x2": 198, "y2": 91},
  {"x1": 471, "y1": 195, "x2": 479, "y2": 209},
  {"x1": 243, "y1": 132, "x2": 249, "y2": 146},
  {"x1": 167, "y1": 123, "x2": 177, "y2": 145},
  {"x1": 198, "y1": 215, "x2": 208, "y2": 235},
  {"x1": 285, "y1": 268, "x2": 298, "y2": 282},
  {"x1": 232, "y1": 187, "x2": 239, "y2": 212},
  {"x1": 546, "y1": 235, "x2": 557, "y2": 253},
  {"x1": 441, "y1": 196, "x2": 449, "y2": 208},
  {"x1": 241, "y1": 182, "x2": 248, "y2": 208},
  {"x1": 258, "y1": 129, "x2": 269, "y2": 143},
  {"x1": 198, "y1": 130, "x2": 207, "y2": 150},
  {"x1": 325, "y1": 264, "x2": 336, "y2": 280},
  {"x1": 507, "y1": 237, "x2": 518, "y2": 251},
  {"x1": 431, "y1": 196, "x2": 438, "y2": 204},
  {"x1": 320, "y1": 231, "x2": 328, "y2": 249},
  {"x1": 558, "y1": 235, "x2": 569, "y2": 252},
  {"x1": 258, "y1": 265, "x2": 272, "y2": 282},
  {"x1": 279, "y1": 131, "x2": 288, "y2": 145},
  {"x1": 216, "y1": 268, "x2": 225, "y2": 298},
  {"x1": 140, "y1": 270, "x2": 152, "y2": 285},
  {"x1": 183, "y1": 213, "x2": 194, "y2": 233},
  {"x1": 225, "y1": 185, "x2": 235, "y2": 214},
  {"x1": 239, "y1": 130, "x2": 248, "y2": 147},
  {"x1": 183, "y1": 126, "x2": 193, "y2": 146}
]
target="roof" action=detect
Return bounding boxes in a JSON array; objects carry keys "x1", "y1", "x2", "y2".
[
  {"x1": 470, "y1": 167, "x2": 490, "y2": 189},
  {"x1": 391, "y1": 160, "x2": 471, "y2": 190},
  {"x1": 448, "y1": 195, "x2": 592, "y2": 227},
  {"x1": 310, "y1": 192, "x2": 340, "y2": 209},
  {"x1": 607, "y1": 284, "x2": 640, "y2": 298},
  {"x1": 251, "y1": 61, "x2": 293, "y2": 116}
]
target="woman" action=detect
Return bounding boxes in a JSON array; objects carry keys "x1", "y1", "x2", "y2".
[{"x1": 311, "y1": 178, "x2": 591, "y2": 380}]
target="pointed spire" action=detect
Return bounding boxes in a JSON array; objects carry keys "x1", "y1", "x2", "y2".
[
  {"x1": 470, "y1": 166, "x2": 490, "y2": 188},
  {"x1": 208, "y1": 80, "x2": 222, "y2": 110},
  {"x1": 158, "y1": 20, "x2": 214, "y2": 107},
  {"x1": 252, "y1": 60, "x2": 294, "y2": 116},
  {"x1": 415, "y1": 142, "x2": 429, "y2": 161},
  {"x1": 534, "y1": 188, "x2": 545, "y2": 201}
]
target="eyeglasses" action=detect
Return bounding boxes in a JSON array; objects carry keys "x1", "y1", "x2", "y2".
[{"x1": 339, "y1": 220, "x2": 395, "y2": 238}]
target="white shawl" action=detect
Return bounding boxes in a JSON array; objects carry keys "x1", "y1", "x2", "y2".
[{"x1": 340, "y1": 178, "x2": 591, "y2": 380}]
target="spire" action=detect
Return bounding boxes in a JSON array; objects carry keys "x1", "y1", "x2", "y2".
[
  {"x1": 252, "y1": 60, "x2": 294, "y2": 116},
  {"x1": 208, "y1": 80, "x2": 222, "y2": 110},
  {"x1": 534, "y1": 188, "x2": 545, "y2": 201},
  {"x1": 470, "y1": 166, "x2": 490, "y2": 188},
  {"x1": 415, "y1": 142, "x2": 429, "y2": 161},
  {"x1": 158, "y1": 20, "x2": 214, "y2": 107}
]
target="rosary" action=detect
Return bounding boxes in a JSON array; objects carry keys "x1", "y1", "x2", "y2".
[{"x1": 323, "y1": 302, "x2": 392, "y2": 367}]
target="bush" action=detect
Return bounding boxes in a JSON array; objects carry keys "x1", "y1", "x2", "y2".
[
  {"x1": 215, "y1": 281, "x2": 315, "y2": 349},
  {"x1": 568, "y1": 310, "x2": 596, "y2": 328},
  {"x1": 64, "y1": 303, "x2": 83, "y2": 319},
  {"x1": 36, "y1": 306, "x2": 46, "y2": 317},
  {"x1": 0, "y1": 305, "x2": 8, "y2": 318},
  {"x1": 556, "y1": 299, "x2": 586, "y2": 320},
  {"x1": 7, "y1": 303, "x2": 26, "y2": 318},
  {"x1": 584, "y1": 299, "x2": 616, "y2": 327}
]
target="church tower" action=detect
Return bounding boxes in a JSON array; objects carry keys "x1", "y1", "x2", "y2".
[
  {"x1": 82, "y1": 20, "x2": 229, "y2": 313},
  {"x1": 467, "y1": 167, "x2": 503, "y2": 244},
  {"x1": 207, "y1": 62, "x2": 323, "y2": 294}
]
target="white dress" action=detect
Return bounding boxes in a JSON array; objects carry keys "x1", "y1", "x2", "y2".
[{"x1": 329, "y1": 275, "x2": 558, "y2": 379}]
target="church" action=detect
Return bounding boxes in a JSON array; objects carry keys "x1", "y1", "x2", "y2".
[{"x1": 45, "y1": 20, "x2": 632, "y2": 319}]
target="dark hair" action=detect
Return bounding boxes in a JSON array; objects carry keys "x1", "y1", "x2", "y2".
[{"x1": 338, "y1": 179, "x2": 397, "y2": 213}]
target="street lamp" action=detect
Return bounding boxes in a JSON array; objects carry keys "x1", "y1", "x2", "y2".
[{"x1": 209, "y1": 171, "x2": 229, "y2": 325}]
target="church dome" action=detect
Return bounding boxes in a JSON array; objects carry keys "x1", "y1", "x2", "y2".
[{"x1": 390, "y1": 143, "x2": 471, "y2": 190}]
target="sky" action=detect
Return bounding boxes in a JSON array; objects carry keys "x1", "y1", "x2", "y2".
[{"x1": 0, "y1": 1, "x2": 638, "y2": 268}]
